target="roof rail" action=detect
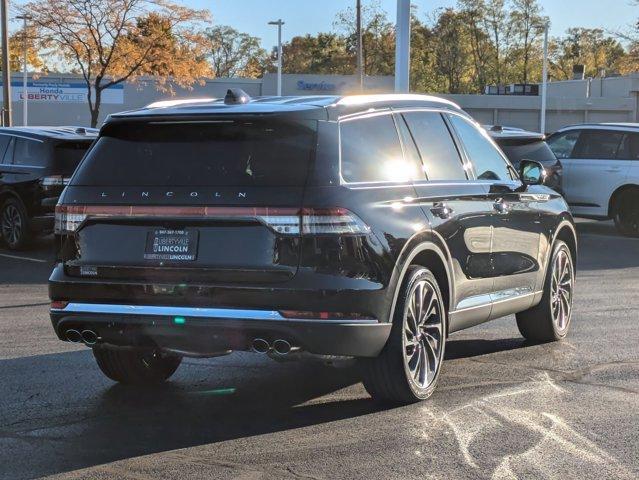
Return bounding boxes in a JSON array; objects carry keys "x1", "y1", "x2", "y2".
[
  {"x1": 145, "y1": 98, "x2": 217, "y2": 109},
  {"x1": 335, "y1": 94, "x2": 461, "y2": 109}
]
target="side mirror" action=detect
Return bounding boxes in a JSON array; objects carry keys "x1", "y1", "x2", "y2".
[{"x1": 519, "y1": 159, "x2": 547, "y2": 186}]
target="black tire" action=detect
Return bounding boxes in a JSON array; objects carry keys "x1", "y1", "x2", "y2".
[
  {"x1": 362, "y1": 266, "x2": 446, "y2": 404},
  {"x1": 93, "y1": 347, "x2": 182, "y2": 385},
  {"x1": 613, "y1": 189, "x2": 639, "y2": 237},
  {"x1": 1, "y1": 198, "x2": 30, "y2": 250},
  {"x1": 516, "y1": 240, "x2": 575, "y2": 342}
]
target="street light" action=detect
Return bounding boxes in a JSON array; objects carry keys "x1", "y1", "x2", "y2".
[
  {"x1": 0, "y1": 0, "x2": 11, "y2": 126},
  {"x1": 540, "y1": 21, "x2": 550, "y2": 134},
  {"x1": 16, "y1": 14, "x2": 32, "y2": 127},
  {"x1": 395, "y1": 0, "x2": 411, "y2": 93},
  {"x1": 268, "y1": 19, "x2": 285, "y2": 96}
]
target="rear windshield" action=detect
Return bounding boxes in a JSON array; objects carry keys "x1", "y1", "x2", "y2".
[
  {"x1": 72, "y1": 119, "x2": 317, "y2": 186},
  {"x1": 498, "y1": 140, "x2": 557, "y2": 167},
  {"x1": 54, "y1": 141, "x2": 94, "y2": 173}
]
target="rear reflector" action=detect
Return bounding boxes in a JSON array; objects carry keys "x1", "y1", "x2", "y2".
[
  {"x1": 54, "y1": 205, "x2": 370, "y2": 236},
  {"x1": 50, "y1": 300, "x2": 69, "y2": 310}
]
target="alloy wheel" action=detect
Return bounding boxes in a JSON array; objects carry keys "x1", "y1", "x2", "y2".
[
  {"x1": 402, "y1": 279, "x2": 444, "y2": 389},
  {"x1": 550, "y1": 248, "x2": 574, "y2": 332},
  {"x1": 1, "y1": 204, "x2": 23, "y2": 247}
]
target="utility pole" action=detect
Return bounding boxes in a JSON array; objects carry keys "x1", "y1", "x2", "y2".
[
  {"x1": 356, "y1": 0, "x2": 364, "y2": 91},
  {"x1": 395, "y1": 0, "x2": 411, "y2": 93},
  {"x1": 540, "y1": 21, "x2": 550, "y2": 134},
  {"x1": 268, "y1": 19, "x2": 285, "y2": 96},
  {"x1": 17, "y1": 14, "x2": 32, "y2": 126},
  {"x1": 1, "y1": 0, "x2": 12, "y2": 126}
]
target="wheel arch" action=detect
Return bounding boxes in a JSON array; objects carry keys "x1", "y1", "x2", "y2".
[
  {"x1": 608, "y1": 184, "x2": 639, "y2": 218},
  {"x1": 389, "y1": 236, "x2": 454, "y2": 334},
  {"x1": 552, "y1": 220, "x2": 578, "y2": 268},
  {"x1": 0, "y1": 188, "x2": 22, "y2": 207}
]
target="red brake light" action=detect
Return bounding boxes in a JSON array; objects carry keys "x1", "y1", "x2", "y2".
[{"x1": 54, "y1": 205, "x2": 370, "y2": 236}]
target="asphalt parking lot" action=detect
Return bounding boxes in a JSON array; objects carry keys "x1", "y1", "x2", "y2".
[{"x1": 1, "y1": 219, "x2": 638, "y2": 480}]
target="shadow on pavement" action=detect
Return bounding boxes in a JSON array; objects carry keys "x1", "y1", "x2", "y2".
[{"x1": 1, "y1": 334, "x2": 534, "y2": 480}]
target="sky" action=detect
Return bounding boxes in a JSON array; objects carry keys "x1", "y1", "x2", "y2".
[{"x1": 185, "y1": 0, "x2": 638, "y2": 48}]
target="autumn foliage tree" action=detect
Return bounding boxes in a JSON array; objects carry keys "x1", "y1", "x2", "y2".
[{"x1": 20, "y1": 0, "x2": 212, "y2": 127}]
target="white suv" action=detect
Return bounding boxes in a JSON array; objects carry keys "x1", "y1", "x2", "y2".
[{"x1": 547, "y1": 123, "x2": 639, "y2": 236}]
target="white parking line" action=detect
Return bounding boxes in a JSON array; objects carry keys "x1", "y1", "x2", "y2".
[{"x1": 0, "y1": 253, "x2": 48, "y2": 263}]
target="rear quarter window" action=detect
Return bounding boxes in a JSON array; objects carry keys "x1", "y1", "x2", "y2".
[
  {"x1": 340, "y1": 114, "x2": 422, "y2": 183},
  {"x1": 13, "y1": 138, "x2": 49, "y2": 167}
]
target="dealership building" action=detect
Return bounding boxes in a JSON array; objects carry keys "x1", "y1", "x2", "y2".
[{"x1": 2, "y1": 72, "x2": 639, "y2": 133}]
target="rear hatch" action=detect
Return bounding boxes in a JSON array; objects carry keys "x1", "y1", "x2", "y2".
[{"x1": 58, "y1": 117, "x2": 317, "y2": 283}]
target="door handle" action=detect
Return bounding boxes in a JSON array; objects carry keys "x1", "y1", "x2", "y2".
[
  {"x1": 604, "y1": 168, "x2": 621, "y2": 173},
  {"x1": 493, "y1": 198, "x2": 510, "y2": 214},
  {"x1": 431, "y1": 202, "x2": 453, "y2": 219}
]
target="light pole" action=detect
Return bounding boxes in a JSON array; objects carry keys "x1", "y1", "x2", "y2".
[
  {"x1": 0, "y1": 0, "x2": 11, "y2": 126},
  {"x1": 16, "y1": 14, "x2": 32, "y2": 126},
  {"x1": 540, "y1": 21, "x2": 550, "y2": 134},
  {"x1": 268, "y1": 19, "x2": 284, "y2": 96},
  {"x1": 395, "y1": 0, "x2": 411, "y2": 93},
  {"x1": 356, "y1": 0, "x2": 363, "y2": 91}
]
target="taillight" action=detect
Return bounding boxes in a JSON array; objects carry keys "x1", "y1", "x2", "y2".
[
  {"x1": 300, "y1": 208, "x2": 370, "y2": 235},
  {"x1": 54, "y1": 205, "x2": 370, "y2": 236},
  {"x1": 55, "y1": 205, "x2": 87, "y2": 234}
]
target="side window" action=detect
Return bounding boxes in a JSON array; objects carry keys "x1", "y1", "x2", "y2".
[
  {"x1": 13, "y1": 138, "x2": 48, "y2": 167},
  {"x1": 395, "y1": 115, "x2": 426, "y2": 181},
  {"x1": 402, "y1": 111, "x2": 467, "y2": 181},
  {"x1": 572, "y1": 130, "x2": 624, "y2": 160},
  {"x1": 0, "y1": 135, "x2": 11, "y2": 162},
  {"x1": 448, "y1": 114, "x2": 512, "y2": 181},
  {"x1": 616, "y1": 132, "x2": 639, "y2": 160},
  {"x1": 2, "y1": 137, "x2": 14, "y2": 164},
  {"x1": 547, "y1": 130, "x2": 580, "y2": 159},
  {"x1": 340, "y1": 114, "x2": 422, "y2": 183}
]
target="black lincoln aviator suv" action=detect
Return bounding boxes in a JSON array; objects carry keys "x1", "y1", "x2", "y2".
[{"x1": 50, "y1": 91, "x2": 577, "y2": 404}]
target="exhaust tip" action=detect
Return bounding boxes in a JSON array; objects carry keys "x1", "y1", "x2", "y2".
[
  {"x1": 65, "y1": 329, "x2": 82, "y2": 343},
  {"x1": 252, "y1": 338, "x2": 270, "y2": 354},
  {"x1": 272, "y1": 339, "x2": 292, "y2": 356},
  {"x1": 81, "y1": 330, "x2": 98, "y2": 345}
]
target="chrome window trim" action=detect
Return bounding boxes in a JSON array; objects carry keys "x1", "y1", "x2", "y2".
[
  {"x1": 338, "y1": 107, "x2": 477, "y2": 187},
  {"x1": 52, "y1": 303, "x2": 379, "y2": 325}
]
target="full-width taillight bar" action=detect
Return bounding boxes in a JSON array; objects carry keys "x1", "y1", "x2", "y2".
[{"x1": 54, "y1": 205, "x2": 370, "y2": 236}]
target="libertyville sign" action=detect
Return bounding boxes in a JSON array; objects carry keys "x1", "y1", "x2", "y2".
[{"x1": 1, "y1": 81, "x2": 124, "y2": 104}]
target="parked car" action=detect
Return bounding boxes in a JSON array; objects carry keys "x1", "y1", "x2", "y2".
[
  {"x1": 0, "y1": 126, "x2": 97, "y2": 249},
  {"x1": 49, "y1": 92, "x2": 577, "y2": 404},
  {"x1": 486, "y1": 125, "x2": 563, "y2": 194},
  {"x1": 547, "y1": 123, "x2": 639, "y2": 236}
]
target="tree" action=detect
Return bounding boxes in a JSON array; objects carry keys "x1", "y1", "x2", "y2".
[
  {"x1": 551, "y1": 28, "x2": 625, "y2": 80},
  {"x1": 7, "y1": 25, "x2": 46, "y2": 73},
  {"x1": 433, "y1": 9, "x2": 474, "y2": 93},
  {"x1": 281, "y1": 33, "x2": 353, "y2": 75},
  {"x1": 482, "y1": 0, "x2": 510, "y2": 84},
  {"x1": 509, "y1": 0, "x2": 547, "y2": 84},
  {"x1": 21, "y1": 0, "x2": 211, "y2": 127},
  {"x1": 334, "y1": 1, "x2": 395, "y2": 76},
  {"x1": 207, "y1": 25, "x2": 269, "y2": 78},
  {"x1": 458, "y1": 0, "x2": 496, "y2": 91}
]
